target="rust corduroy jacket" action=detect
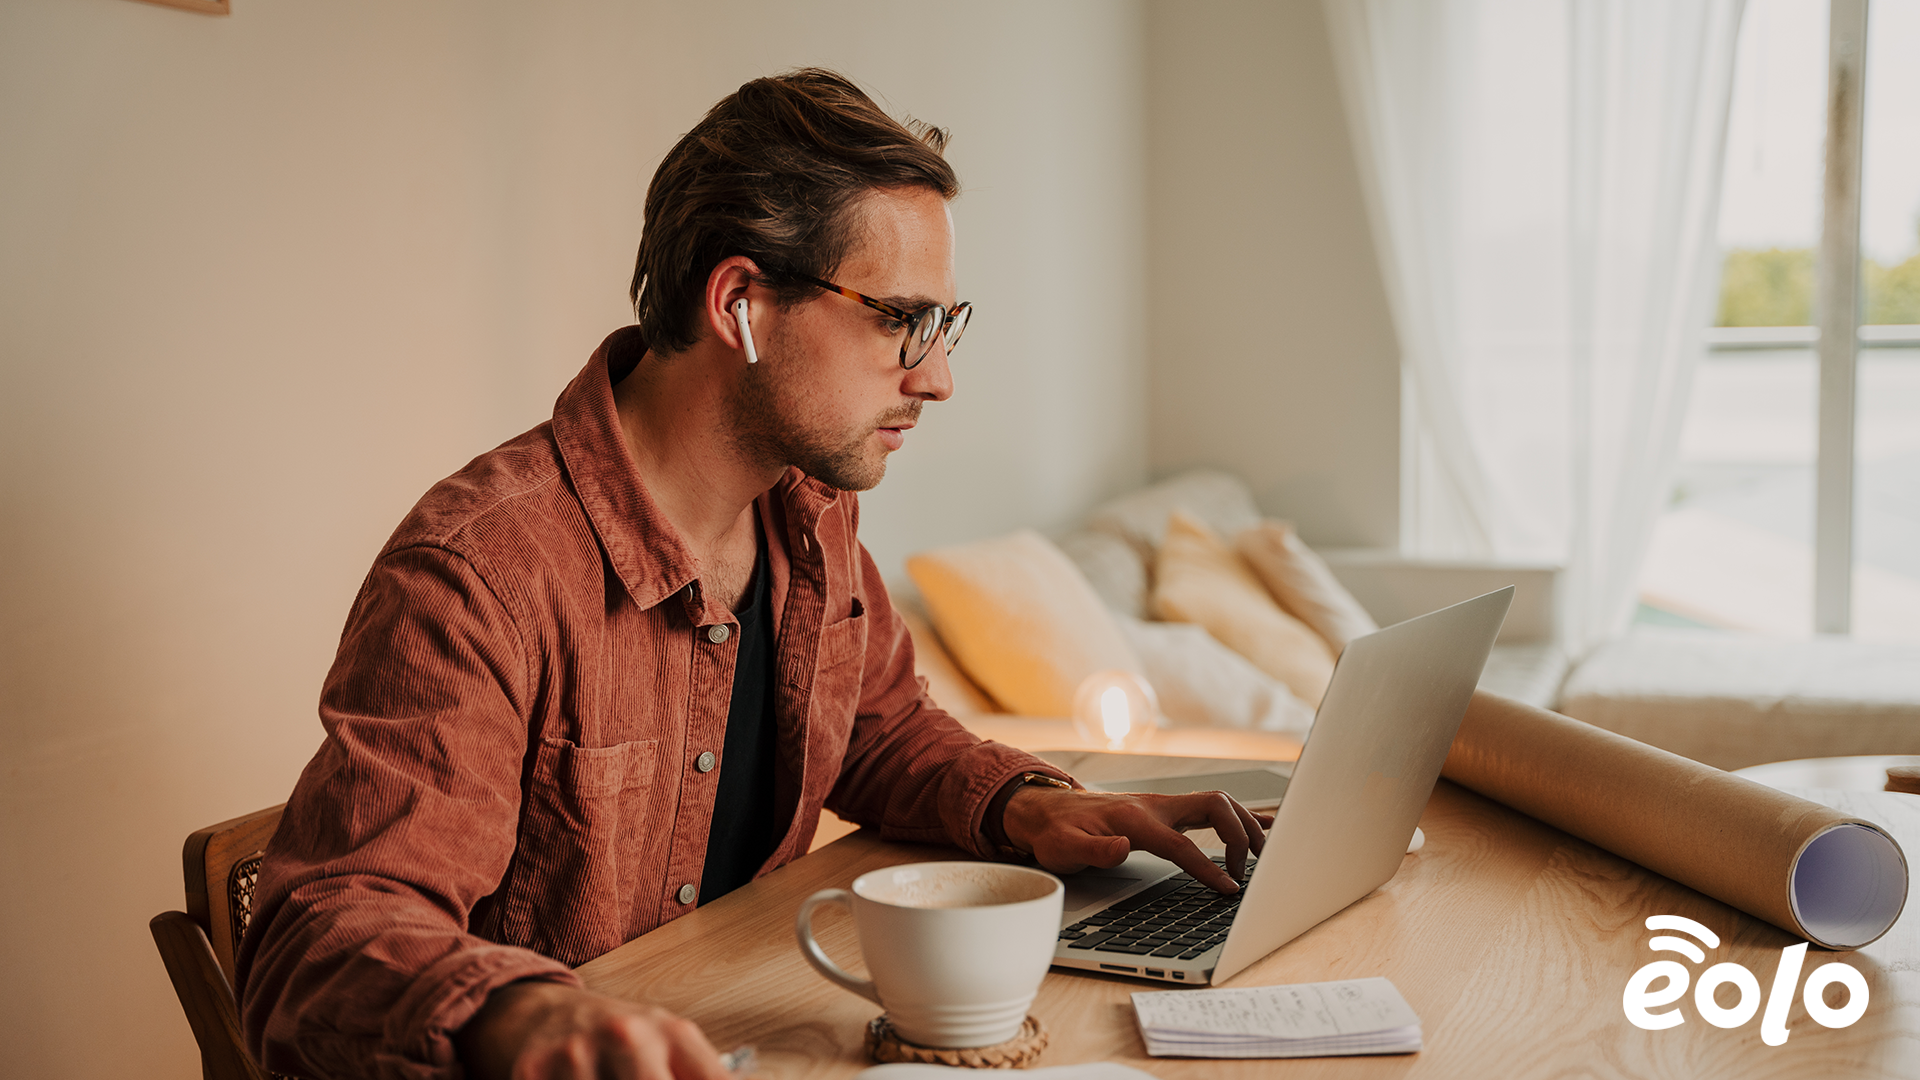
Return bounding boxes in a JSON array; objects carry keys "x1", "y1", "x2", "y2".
[{"x1": 237, "y1": 328, "x2": 1063, "y2": 1079}]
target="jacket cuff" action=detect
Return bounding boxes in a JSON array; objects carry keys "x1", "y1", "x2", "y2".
[
  {"x1": 956, "y1": 745, "x2": 1076, "y2": 858},
  {"x1": 402, "y1": 944, "x2": 581, "y2": 1073},
  {"x1": 294, "y1": 944, "x2": 581, "y2": 1080}
]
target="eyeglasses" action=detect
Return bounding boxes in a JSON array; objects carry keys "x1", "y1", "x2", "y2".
[{"x1": 788, "y1": 271, "x2": 971, "y2": 369}]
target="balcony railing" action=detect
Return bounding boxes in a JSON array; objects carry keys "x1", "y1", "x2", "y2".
[{"x1": 1704, "y1": 325, "x2": 1920, "y2": 350}]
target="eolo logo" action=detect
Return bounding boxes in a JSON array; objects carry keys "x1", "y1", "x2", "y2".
[{"x1": 1622, "y1": 915, "x2": 1869, "y2": 1044}]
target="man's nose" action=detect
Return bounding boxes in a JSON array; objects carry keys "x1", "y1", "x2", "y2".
[{"x1": 903, "y1": 334, "x2": 954, "y2": 402}]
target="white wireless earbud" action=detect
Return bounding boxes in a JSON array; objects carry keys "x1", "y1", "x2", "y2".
[{"x1": 733, "y1": 298, "x2": 759, "y2": 364}]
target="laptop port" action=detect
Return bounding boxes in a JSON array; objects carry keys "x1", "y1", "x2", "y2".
[
  {"x1": 1099, "y1": 964, "x2": 1136, "y2": 973},
  {"x1": 1145, "y1": 969, "x2": 1165, "y2": 977},
  {"x1": 1172, "y1": 972, "x2": 1186, "y2": 980}
]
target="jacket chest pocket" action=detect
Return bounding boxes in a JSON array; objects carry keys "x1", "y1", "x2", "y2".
[
  {"x1": 535, "y1": 737, "x2": 658, "y2": 797},
  {"x1": 805, "y1": 609, "x2": 867, "y2": 740},
  {"x1": 503, "y1": 737, "x2": 659, "y2": 963}
]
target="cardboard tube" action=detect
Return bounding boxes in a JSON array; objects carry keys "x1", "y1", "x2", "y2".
[{"x1": 1442, "y1": 692, "x2": 1908, "y2": 949}]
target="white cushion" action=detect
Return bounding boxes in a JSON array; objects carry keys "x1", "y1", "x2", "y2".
[
  {"x1": 1115, "y1": 615, "x2": 1316, "y2": 738},
  {"x1": 1085, "y1": 469, "x2": 1263, "y2": 560},
  {"x1": 1055, "y1": 528, "x2": 1150, "y2": 619},
  {"x1": 1558, "y1": 629, "x2": 1920, "y2": 770}
]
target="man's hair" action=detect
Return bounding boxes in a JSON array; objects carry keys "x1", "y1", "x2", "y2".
[{"x1": 630, "y1": 68, "x2": 959, "y2": 354}]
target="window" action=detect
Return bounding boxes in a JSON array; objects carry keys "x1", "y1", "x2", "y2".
[{"x1": 1637, "y1": 0, "x2": 1920, "y2": 643}]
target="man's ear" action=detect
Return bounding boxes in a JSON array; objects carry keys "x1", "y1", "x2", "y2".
[{"x1": 703, "y1": 256, "x2": 761, "y2": 357}]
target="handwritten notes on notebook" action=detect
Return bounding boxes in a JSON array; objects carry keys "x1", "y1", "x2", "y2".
[
  {"x1": 1131, "y1": 977, "x2": 1422, "y2": 1058},
  {"x1": 855, "y1": 1066, "x2": 1160, "y2": 1079}
]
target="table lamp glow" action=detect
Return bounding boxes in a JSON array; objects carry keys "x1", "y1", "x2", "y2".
[{"x1": 1072, "y1": 669, "x2": 1159, "y2": 752}]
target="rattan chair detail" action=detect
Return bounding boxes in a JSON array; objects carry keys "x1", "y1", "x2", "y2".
[{"x1": 150, "y1": 804, "x2": 284, "y2": 1080}]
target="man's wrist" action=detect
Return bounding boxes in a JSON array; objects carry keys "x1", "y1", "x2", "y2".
[
  {"x1": 457, "y1": 981, "x2": 542, "y2": 1078},
  {"x1": 455, "y1": 979, "x2": 572, "y2": 1079},
  {"x1": 985, "y1": 771, "x2": 1074, "y2": 855}
]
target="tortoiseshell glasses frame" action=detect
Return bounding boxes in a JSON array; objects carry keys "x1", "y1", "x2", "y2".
[{"x1": 787, "y1": 271, "x2": 971, "y2": 369}]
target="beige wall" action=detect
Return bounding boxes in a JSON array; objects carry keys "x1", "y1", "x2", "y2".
[
  {"x1": 0, "y1": 2, "x2": 1398, "y2": 1077},
  {"x1": 0, "y1": 2, "x2": 1147, "y2": 1077},
  {"x1": 1145, "y1": 0, "x2": 1401, "y2": 548}
]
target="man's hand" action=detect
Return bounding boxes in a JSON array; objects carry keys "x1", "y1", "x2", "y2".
[
  {"x1": 1000, "y1": 785, "x2": 1271, "y2": 893},
  {"x1": 456, "y1": 981, "x2": 735, "y2": 1080}
]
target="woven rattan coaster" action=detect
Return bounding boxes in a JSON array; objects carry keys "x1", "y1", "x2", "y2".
[{"x1": 864, "y1": 1015, "x2": 1047, "y2": 1068}]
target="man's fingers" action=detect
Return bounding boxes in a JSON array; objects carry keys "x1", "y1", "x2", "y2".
[
  {"x1": 1224, "y1": 798, "x2": 1270, "y2": 881},
  {"x1": 585, "y1": 1031, "x2": 634, "y2": 1080},
  {"x1": 623, "y1": 1033, "x2": 674, "y2": 1080},
  {"x1": 1001, "y1": 787, "x2": 1273, "y2": 895},
  {"x1": 1125, "y1": 821, "x2": 1240, "y2": 892},
  {"x1": 548, "y1": 1036, "x2": 598, "y2": 1080},
  {"x1": 1032, "y1": 830, "x2": 1129, "y2": 875},
  {"x1": 1230, "y1": 798, "x2": 1268, "y2": 860},
  {"x1": 1167, "y1": 791, "x2": 1258, "y2": 881},
  {"x1": 461, "y1": 983, "x2": 729, "y2": 1080},
  {"x1": 1038, "y1": 803, "x2": 1238, "y2": 892},
  {"x1": 594, "y1": 1011, "x2": 727, "y2": 1080},
  {"x1": 660, "y1": 1013, "x2": 732, "y2": 1080},
  {"x1": 1111, "y1": 797, "x2": 1241, "y2": 891}
]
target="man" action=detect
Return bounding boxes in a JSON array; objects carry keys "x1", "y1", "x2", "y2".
[{"x1": 239, "y1": 69, "x2": 1267, "y2": 1080}]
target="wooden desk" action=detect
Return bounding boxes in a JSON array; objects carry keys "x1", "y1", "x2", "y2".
[{"x1": 577, "y1": 751, "x2": 1920, "y2": 1079}]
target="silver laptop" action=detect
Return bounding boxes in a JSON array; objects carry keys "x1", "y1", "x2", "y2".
[{"x1": 1050, "y1": 586, "x2": 1513, "y2": 987}]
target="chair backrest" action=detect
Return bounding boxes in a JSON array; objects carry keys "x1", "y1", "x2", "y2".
[
  {"x1": 152, "y1": 804, "x2": 284, "y2": 1080},
  {"x1": 185, "y1": 804, "x2": 284, "y2": 985}
]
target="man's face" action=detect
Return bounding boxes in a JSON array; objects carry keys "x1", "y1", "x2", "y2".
[{"x1": 727, "y1": 187, "x2": 956, "y2": 491}]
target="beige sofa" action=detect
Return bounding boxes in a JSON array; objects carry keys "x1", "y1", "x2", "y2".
[
  {"x1": 899, "y1": 470, "x2": 1920, "y2": 774},
  {"x1": 1556, "y1": 630, "x2": 1920, "y2": 771}
]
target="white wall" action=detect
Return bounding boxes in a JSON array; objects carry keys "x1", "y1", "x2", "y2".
[
  {"x1": 0, "y1": 2, "x2": 1146, "y2": 1077},
  {"x1": 1145, "y1": 0, "x2": 1401, "y2": 548}
]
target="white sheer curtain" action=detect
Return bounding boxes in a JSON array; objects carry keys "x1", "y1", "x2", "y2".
[{"x1": 1322, "y1": 0, "x2": 1744, "y2": 653}]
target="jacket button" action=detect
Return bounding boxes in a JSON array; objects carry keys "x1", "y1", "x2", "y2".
[
  {"x1": 696, "y1": 751, "x2": 716, "y2": 773},
  {"x1": 677, "y1": 883, "x2": 698, "y2": 905},
  {"x1": 707, "y1": 624, "x2": 732, "y2": 644}
]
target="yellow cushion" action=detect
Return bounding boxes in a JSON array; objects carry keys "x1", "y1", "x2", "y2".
[
  {"x1": 1151, "y1": 511, "x2": 1337, "y2": 706},
  {"x1": 1234, "y1": 519, "x2": 1379, "y2": 651},
  {"x1": 898, "y1": 607, "x2": 1000, "y2": 717},
  {"x1": 906, "y1": 530, "x2": 1142, "y2": 718}
]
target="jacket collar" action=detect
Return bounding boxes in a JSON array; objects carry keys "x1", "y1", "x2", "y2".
[{"x1": 552, "y1": 326, "x2": 841, "y2": 614}]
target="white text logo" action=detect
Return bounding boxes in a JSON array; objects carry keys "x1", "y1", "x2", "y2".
[{"x1": 1622, "y1": 915, "x2": 1868, "y2": 1044}]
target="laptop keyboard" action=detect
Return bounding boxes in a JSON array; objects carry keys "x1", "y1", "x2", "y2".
[{"x1": 1058, "y1": 855, "x2": 1256, "y2": 961}]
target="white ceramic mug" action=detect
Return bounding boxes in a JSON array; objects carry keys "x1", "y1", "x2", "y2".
[{"x1": 794, "y1": 861, "x2": 1065, "y2": 1048}]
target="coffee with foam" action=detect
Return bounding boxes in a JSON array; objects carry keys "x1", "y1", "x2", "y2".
[{"x1": 862, "y1": 864, "x2": 1056, "y2": 909}]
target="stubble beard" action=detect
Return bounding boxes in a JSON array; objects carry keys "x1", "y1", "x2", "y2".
[{"x1": 726, "y1": 329, "x2": 921, "y2": 493}]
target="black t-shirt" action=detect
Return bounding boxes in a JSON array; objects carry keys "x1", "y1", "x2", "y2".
[{"x1": 698, "y1": 537, "x2": 780, "y2": 904}]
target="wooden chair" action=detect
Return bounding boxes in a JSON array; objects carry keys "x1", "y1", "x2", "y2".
[{"x1": 150, "y1": 804, "x2": 283, "y2": 1080}]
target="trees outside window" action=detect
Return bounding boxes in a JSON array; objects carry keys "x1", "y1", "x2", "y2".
[{"x1": 1639, "y1": 0, "x2": 1920, "y2": 643}]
